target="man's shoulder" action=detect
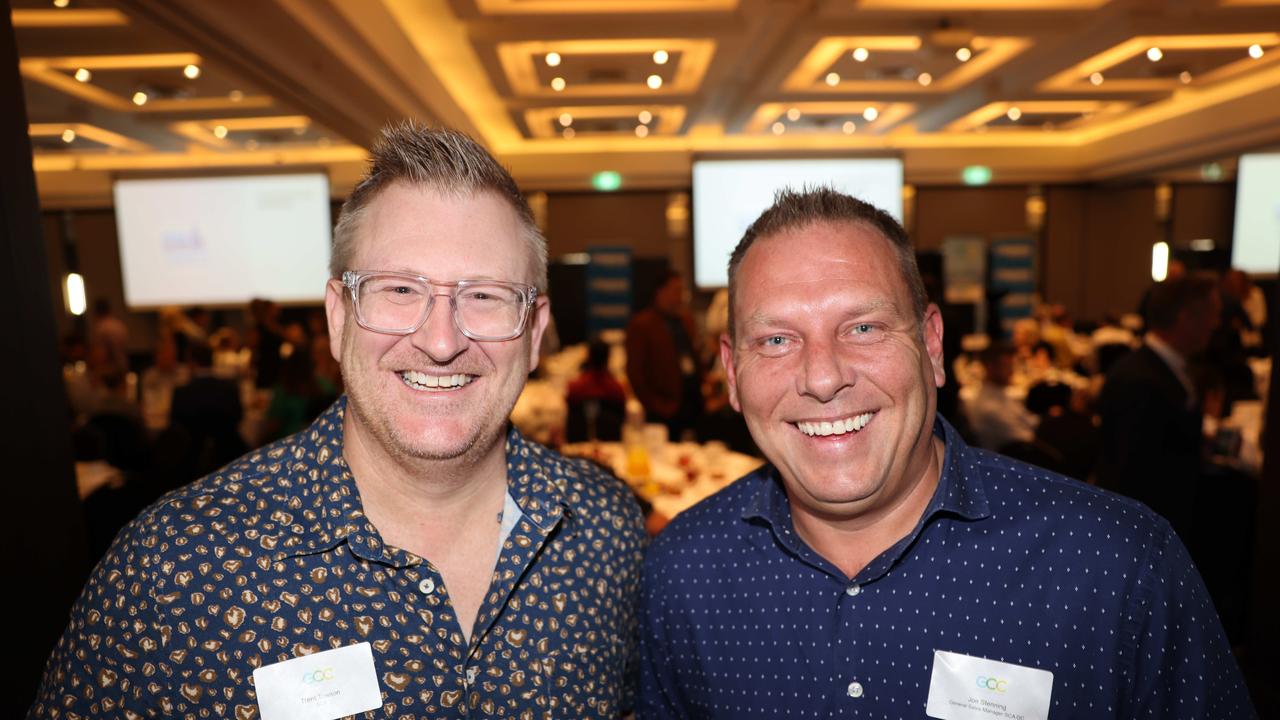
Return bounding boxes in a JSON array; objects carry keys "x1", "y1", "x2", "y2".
[
  {"x1": 515, "y1": 438, "x2": 647, "y2": 538},
  {"x1": 647, "y1": 471, "x2": 765, "y2": 561},
  {"x1": 962, "y1": 444, "x2": 1173, "y2": 540}
]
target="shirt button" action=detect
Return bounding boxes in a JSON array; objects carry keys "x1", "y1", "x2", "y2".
[
  {"x1": 846, "y1": 584, "x2": 861, "y2": 597},
  {"x1": 418, "y1": 577, "x2": 436, "y2": 594},
  {"x1": 847, "y1": 681, "x2": 864, "y2": 698}
]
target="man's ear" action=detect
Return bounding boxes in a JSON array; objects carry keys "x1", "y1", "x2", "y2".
[
  {"x1": 720, "y1": 333, "x2": 741, "y2": 412},
  {"x1": 922, "y1": 303, "x2": 946, "y2": 389},
  {"x1": 324, "y1": 279, "x2": 347, "y2": 363},
  {"x1": 526, "y1": 296, "x2": 551, "y2": 371}
]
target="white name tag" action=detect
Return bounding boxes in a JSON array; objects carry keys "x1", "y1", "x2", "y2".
[
  {"x1": 925, "y1": 649, "x2": 1053, "y2": 720},
  {"x1": 253, "y1": 642, "x2": 383, "y2": 720}
]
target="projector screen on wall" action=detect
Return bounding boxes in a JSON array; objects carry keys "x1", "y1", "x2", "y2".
[
  {"x1": 1232, "y1": 153, "x2": 1280, "y2": 276},
  {"x1": 113, "y1": 174, "x2": 332, "y2": 307},
  {"x1": 692, "y1": 157, "x2": 904, "y2": 288}
]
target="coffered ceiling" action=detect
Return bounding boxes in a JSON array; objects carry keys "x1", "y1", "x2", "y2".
[{"x1": 14, "y1": 0, "x2": 1280, "y2": 204}]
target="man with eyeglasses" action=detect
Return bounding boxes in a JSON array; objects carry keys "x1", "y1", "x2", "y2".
[{"x1": 31, "y1": 123, "x2": 646, "y2": 719}]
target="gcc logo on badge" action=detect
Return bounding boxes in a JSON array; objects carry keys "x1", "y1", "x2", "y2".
[
  {"x1": 302, "y1": 668, "x2": 335, "y2": 684},
  {"x1": 976, "y1": 675, "x2": 1009, "y2": 693}
]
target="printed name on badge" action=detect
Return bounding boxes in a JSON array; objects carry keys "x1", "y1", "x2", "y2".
[
  {"x1": 925, "y1": 649, "x2": 1053, "y2": 720},
  {"x1": 253, "y1": 641, "x2": 383, "y2": 720}
]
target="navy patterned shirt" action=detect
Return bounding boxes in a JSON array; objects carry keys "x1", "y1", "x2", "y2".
[
  {"x1": 639, "y1": 418, "x2": 1255, "y2": 719},
  {"x1": 32, "y1": 398, "x2": 646, "y2": 719}
]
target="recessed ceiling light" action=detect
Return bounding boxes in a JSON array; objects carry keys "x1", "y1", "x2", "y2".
[
  {"x1": 52, "y1": 0, "x2": 70, "y2": 8},
  {"x1": 551, "y1": 77, "x2": 566, "y2": 92},
  {"x1": 852, "y1": 47, "x2": 869, "y2": 62},
  {"x1": 1089, "y1": 72, "x2": 1104, "y2": 86},
  {"x1": 1248, "y1": 44, "x2": 1264, "y2": 59},
  {"x1": 1146, "y1": 47, "x2": 1163, "y2": 62},
  {"x1": 638, "y1": 110, "x2": 653, "y2": 124},
  {"x1": 653, "y1": 50, "x2": 669, "y2": 65},
  {"x1": 183, "y1": 64, "x2": 200, "y2": 79},
  {"x1": 131, "y1": 91, "x2": 148, "y2": 106},
  {"x1": 842, "y1": 121, "x2": 856, "y2": 134},
  {"x1": 956, "y1": 47, "x2": 972, "y2": 62},
  {"x1": 635, "y1": 124, "x2": 650, "y2": 138},
  {"x1": 771, "y1": 121, "x2": 785, "y2": 135},
  {"x1": 825, "y1": 72, "x2": 840, "y2": 86},
  {"x1": 646, "y1": 74, "x2": 662, "y2": 89},
  {"x1": 1007, "y1": 106, "x2": 1022, "y2": 121},
  {"x1": 786, "y1": 107, "x2": 801, "y2": 121},
  {"x1": 558, "y1": 112, "x2": 573, "y2": 127},
  {"x1": 1179, "y1": 70, "x2": 1193, "y2": 84},
  {"x1": 546, "y1": 52, "x2": 561, "y2": 67},
  {"x1": 61, "y1": 128, "x2": 75, "y2": 143},
  {"x1": 862, "y1": 106, "x2": 878, "y2": 122},
  {"x1": 74, "y1": 68, "x2": 91, "y2": 83},
  {"x1": 213, "y1": 125, "x2": 228, "y2": 139},
  {"x1": 562, "y1": 127, "x2": 575, "y2": 139},
  {"x1": 917, "y1": 72, "x2": 933, "y2": 87},
  {"x1": 229, "y1": 90, "x2": 244, "y2": 101}
]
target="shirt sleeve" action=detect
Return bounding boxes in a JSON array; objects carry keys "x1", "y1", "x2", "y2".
[
  {"x1": 28, "y1": 521, "x2": 169, "y2": 718},
  {"x1": 1120, "y1": 521, "x2": 1258, "y2": 719},
  {"x1": 637, "y1": 540, "x2": 692, "y2": 719}
]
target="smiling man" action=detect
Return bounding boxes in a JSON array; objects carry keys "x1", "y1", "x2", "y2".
[
  {"x1": 637, "y1": 188, "x2": 1255, "y2": 719},
  {"x1": 31, "y1": 123, "x2": 645, "y2": 720}
]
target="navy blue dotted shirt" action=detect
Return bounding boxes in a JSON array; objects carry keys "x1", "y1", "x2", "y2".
[{"x1": 639, "y1": 418, "x2": 1255, "y2": 719}]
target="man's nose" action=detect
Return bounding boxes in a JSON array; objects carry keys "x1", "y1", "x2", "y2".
[
  {"x1": 798, "y1": 338, "x2": 853, "y2": 402},
  {"x1": 409, "y1": 294, "x2": 468, "y2": 363}
]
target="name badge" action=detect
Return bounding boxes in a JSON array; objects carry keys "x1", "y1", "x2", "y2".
[
  {"x1": 925, "y1": 649, "x2": 1053, "y2": 720},
  {"x1": 253, "y1": 642, "x2": 383, "y2": 720}
]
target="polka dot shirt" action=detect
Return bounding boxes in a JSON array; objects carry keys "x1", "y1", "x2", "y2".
[
  {"x1": 639, "y1": 418, "x2": 1255, "y2": 719},
  {"x1": 31, "y1": 398, "x2": 647, "y2": 719}
]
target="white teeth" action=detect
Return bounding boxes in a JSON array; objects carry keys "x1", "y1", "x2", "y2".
[
  {"x1": 797, "y1": 412, "x2": 874, "y2": 437},
  {"x1": 400, "y1": 370, "x2": 473, "y2": 390}
]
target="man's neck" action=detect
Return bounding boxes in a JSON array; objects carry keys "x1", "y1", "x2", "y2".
[
  {"x1": 341, "y1": 412, "x2": 509, "y2": 551},
  {"x1": 789, "y1": 434, "x2": 945, "y2": 580}
]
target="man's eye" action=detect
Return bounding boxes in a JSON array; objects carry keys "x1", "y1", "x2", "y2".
[
  {"x1": 853, "y1": 323, "x2": 875, "y2": 334},
  {"x1": 764, "y1": 335, "x2": 788, "y2": 346}
]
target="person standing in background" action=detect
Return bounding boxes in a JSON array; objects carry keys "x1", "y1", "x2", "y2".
[{"x1": 626, "y1": 269, "x2": 705, "y2": 440}]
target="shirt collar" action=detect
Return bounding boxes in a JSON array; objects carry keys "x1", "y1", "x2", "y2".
[
  {"x1": 741, "y1": 414, "x2": 991, "y2": 550},
  {"x1": 274, "y1": 397, "x2": 568, "y2": 564},
  {"x1": 1144, "y1": 332, "x2": 1187, "y2": 374}
]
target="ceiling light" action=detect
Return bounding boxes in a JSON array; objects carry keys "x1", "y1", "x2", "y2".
[
  {"x1": 771, "y1": 121, "x2": 785, "y2": 135},
  {"x1": 862, "y1": 106, "x2": 878, "y2": 122},
  {"x1": 1146, "y1": 47, "x2": 1163, "y2": 62},
  {"x1": 131, "y1": 90, "x2": 148, "y2": 106},
  {"x1": 65, "y1": 273, "x2": 86, "y2": 316},
  {"x1": 825, "y1": 72, "x2": 840, "y2": 86},
  {"x1": 1007, "y1": 106, "x2": 1022, "y2": 121},
  {"x1": 551, "y1": 77, "x2": 566, "y2": 91},
  {"x1": 1151, "y1": 242, "x2": 1169, "y2": 282},
  {"x1": 562, "y1": 127, "x2": 575, "y2": 139},
  {"x1": 842, "y1": 121, "x2": 856, "y2": 134},
  {"x1": 558, "y1": 112, "x2": 573, "y2": 127},
  {"x1": 1089, "y1": 72, "x2": 1103, "y2": 86},
  {"x1": 52, "y1": 0, "x2": 70, "y2": 7},
  {"x1": 646, "y1": 74, "x2": 662, "y2": 89},
  {"x1": 852, "y1": 47, "x2": 869, "y2": 62},
  {"x1": 546, "y1": 52, "x2": 561, "y2": 67},
  {"x1": 1179, "y1": 71, "x2": 1193, "y2": 84},
  {"x1": 73, "y1": 67, "x2": 91, "y2": 82},
  {"x1": 228, "y1": 90, "x2": 244, "y2": 101},
  {"x1": 653, "y1": 50, "x2": 669, "y2": 65},
  {"x1": 1248, "y1": 44, "x2": 1264, "y2": 59},
  {"x1": 918, "y1": 72, "x2": 933, "y2": 87},
  {"x1": 635, "y1": 125, "x2": 650, "y2": 138},
  {"x1": 786, "y1": 107, "x2": 801, "y2": 121},
  {"x1": 638, "y1": 110, "x2": 653, "y2": 124},
  {"x1": 956, "y1": 47, "x2": 972, "y2": 62},
  {"x1": 183, "y1": 64, "x2": 200, "y2": 79},
  {"x1": 213, "y1": 125, "x2": 228, "y2": 139},
  {"x1": 61, "y1": 128, "x2": 75, "y2": 143}
]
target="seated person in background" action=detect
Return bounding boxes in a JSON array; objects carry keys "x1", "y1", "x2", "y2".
[
  {"x1": 1025, "y1": 381, "x2": 1098, "y2": 481},
  {"x1": 263, "y1": 342, "x2": 339, "y2": 442},
  {"x1": 565, "y1": 339, "x2": 627, "y2": 442},
  {"x1": 965, "y1": 341, "x2": 1038, "y2": 452},
  {"x1": 639, "y1": 187, "x2": 1253, "y2": 719},
  {"x1": 165, "y1": 342, "x2": 247, "y2": 486}
]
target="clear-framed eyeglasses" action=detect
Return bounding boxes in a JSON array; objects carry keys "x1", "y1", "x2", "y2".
[{"x1": 341, "y1": 270, "x2": 538, "y2": 341}]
